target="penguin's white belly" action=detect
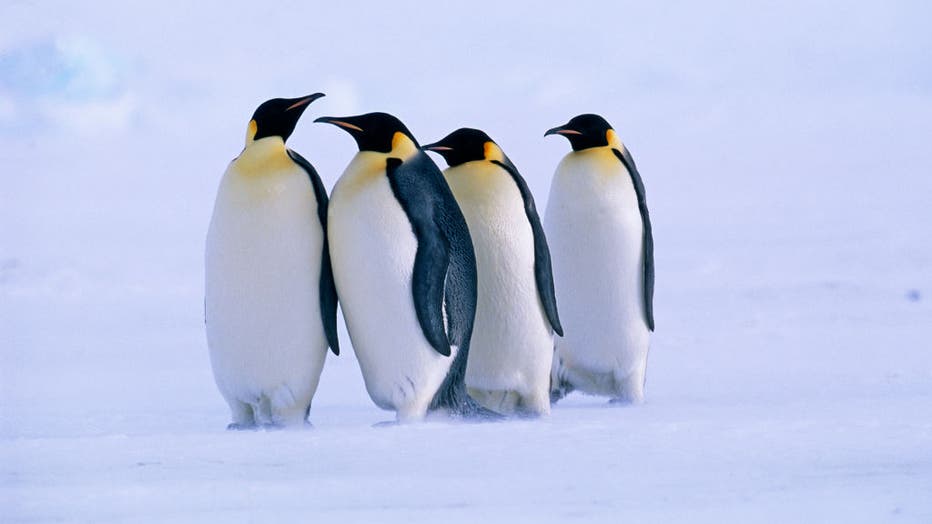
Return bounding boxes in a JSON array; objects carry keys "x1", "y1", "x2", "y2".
[
  {"x1": 545, "y1": 150, "x2": 650, "y2": 393},
  {"x1": 205, "y1": 164, "x2": 327, "y2": 417},
  {"x1": 328, "y1": 155, "x2": 454, "y2": 414},
  {"x1": 446, "y1": 165, "x2": 552, "y2": 399}
]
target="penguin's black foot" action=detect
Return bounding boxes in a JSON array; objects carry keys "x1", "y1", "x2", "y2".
[
  {"x1": 550, "y1": 384, "x2": 574, "y2": 404},
  {"x1": 372, "y1": 420, "x2": 400, "y2": 428},
  {"x1": 226, "y1": 422, "x2": 258, "y2": 431},
  {"x1": 607, "y1": 397, "x2": 640, "y2": 406}
]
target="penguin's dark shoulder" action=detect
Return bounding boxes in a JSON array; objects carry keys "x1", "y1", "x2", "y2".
[
  {"x1": 490, "y1": 157, "x2": 563, "y2": 336},
  {"x1": 286, "y1": 150, "x2": 327, "y2": 223},
  {"x1": 286, "y1": 149, "x2": 341, "y2": 354},
  {"x1": 611, "y1": 147, "x2": 655, "y2": 331}
]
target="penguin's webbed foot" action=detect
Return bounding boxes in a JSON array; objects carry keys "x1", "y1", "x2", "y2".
[{"x1": 550, "y1": 383, "x2": 574, "y2": 404}]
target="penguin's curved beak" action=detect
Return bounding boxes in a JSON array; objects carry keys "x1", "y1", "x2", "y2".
[
  {"x1": 286, "y1": 92, "x2": 325, "y2": 112},
  {"x1": 420, "y1": 142, "x2": 453, "y2": 152},
  {"x1": 544, "y1": 125, "x2": 583, "y2": 137},
  {"x1": 314, "y1": 116, "x2": 364, "y2": 133}
]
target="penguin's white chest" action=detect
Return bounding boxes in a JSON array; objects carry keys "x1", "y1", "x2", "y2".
[
  {"x1": 444, "y1": 163, "x2": 552, "y2": 396},
  {"x1": 545, "y1": 149, "x2": 649, "y2": 375},
  {"x1": 205, "y1": 155, "x2": 327, "y2": 409},
  {"x1": 328, "y1": 153, "x2": 453, "y2": 413}
]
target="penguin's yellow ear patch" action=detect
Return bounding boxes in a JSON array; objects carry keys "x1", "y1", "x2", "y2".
[
  {"x1": 391, "y1": 131, "x2": 419, "y2": 159},
  {"x1": 483, "y1": 141, "x2": 504, "y2": 162},
  {"x1": 606, "y1": 129, "x2": 621, "y2": 148},
  {"x1": 246, "y1": 119, "x2": 258, "y2": 144}
]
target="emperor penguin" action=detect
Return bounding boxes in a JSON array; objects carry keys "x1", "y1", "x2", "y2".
[
  {"x1": 205, "y1": 93, "x2": 339, "y2": 429},
  {"x1": 422, "y1": 128, "x2": 562, "y2": 416},
  {"x1": 544, "y1": 114, "x2": 655, "y2": 404},
  {"x1": 315, "y1": 112, "x2": 487, "y2": 422}
]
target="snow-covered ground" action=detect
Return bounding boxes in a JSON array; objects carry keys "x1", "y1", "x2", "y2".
[{"x1": 2, "y1": 2, "x2": 931, "y2": 522}]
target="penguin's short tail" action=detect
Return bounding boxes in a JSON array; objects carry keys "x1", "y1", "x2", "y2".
[
  {"x1": 451, "y1": 394, "x2": 505, "y2": 421},
  {"x1": 429, "y1": 349, "x2": 504, "y2": 421},
  {"x1": 430, "y1": 380, "x2": 504, "y2": 421}
]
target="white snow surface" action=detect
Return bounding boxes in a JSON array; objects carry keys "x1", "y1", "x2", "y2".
[{"x1": 2, "y1": 1, "x2": 932, "y2": 522}]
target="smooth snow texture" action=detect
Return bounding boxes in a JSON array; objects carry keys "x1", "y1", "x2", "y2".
[{"x1": 2, "y1": 1, "x2": 932, "y2": 523}]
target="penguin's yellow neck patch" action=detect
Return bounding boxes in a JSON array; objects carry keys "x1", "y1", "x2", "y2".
[
  {"x1": 444, "y1": 158, "x2": 504, "y2": 198},
  {"x1": 245, "y1": 119, "x2": 258, "y2": 145},
  {"x1": 234, "y1": 136, "x2": 291, "y2": 175},
  {"x1": 482, "y1": 141, "x2": 505, "y2": 162},
  {"x1": 338, "y1": 133, "x2": 419, "y2": 197},
  {"x1": 390, "y1": 132, "x2": 418, "y2": 160}
]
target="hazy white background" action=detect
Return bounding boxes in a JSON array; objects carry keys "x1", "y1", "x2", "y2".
[{"x1": 2, "y1": 1, "x2": 931, "y2": 522}]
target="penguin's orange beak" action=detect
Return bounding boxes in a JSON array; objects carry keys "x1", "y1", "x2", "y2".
[
  {"x1": 286, "y1": 93, "x2": 325, "y2": 112},
  {"x1": 420, "y1": 143, "x2": 453, "y2": 152},
  {"x1": 544, "y1": 125, "x2": 583, "y2": 137},
  {"x1": 314, "y1": 116, "x2": 364, "y2": 132}
]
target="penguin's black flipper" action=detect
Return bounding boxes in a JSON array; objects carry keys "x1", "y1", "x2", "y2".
[
  {"x1": 492, "y1": 157, "x2": 563, "y2": 336},
  {"x1": 385, "y1": 155, "x2": 454, "y2": 357},
  {"x1": 288, "y1": 149, "x2": 341, "y2": 354},
  {"x1": 612, "y1": 147, "x2": 655, "y2": 331},
  {"x1": 387, "y1": 152, "x2": 485, "y2": 417}
]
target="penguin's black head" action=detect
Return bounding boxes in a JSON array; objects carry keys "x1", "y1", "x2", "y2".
[
  {"x1": 314, "y1": 112, "x2": 418, "y2": 153},
  {"x1": 545, "y1": 114, "x2": 615, "y2": 151},
  {"x1": 248, "y1": 93, "x2": 325, "y2": 144},
  {"x1": 421, "y1": 128, "x2": 497, "y2": 167}
]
